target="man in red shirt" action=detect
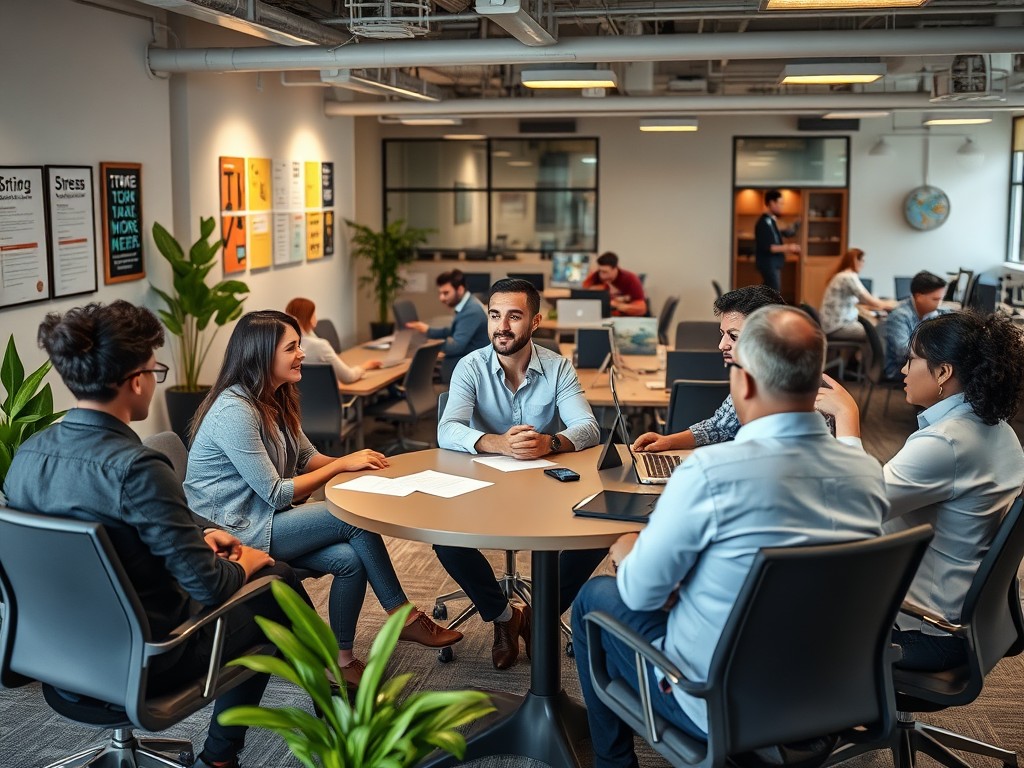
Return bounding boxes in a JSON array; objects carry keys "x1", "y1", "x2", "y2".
[{"x1": 581, "y1": 251, "x2": 647, "y2": 316}]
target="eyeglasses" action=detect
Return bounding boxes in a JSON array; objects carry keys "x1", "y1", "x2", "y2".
[{"x1": 118, "y1": 361, "x2": 169, "y2": 385}]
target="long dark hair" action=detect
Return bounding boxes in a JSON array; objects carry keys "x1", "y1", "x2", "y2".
[
  {"x1": 190, "y1": 310, "x2": 303, "y2": 443},
  {"x1": 910, "y1": 311, "x2": 1024, "y2": 425}
]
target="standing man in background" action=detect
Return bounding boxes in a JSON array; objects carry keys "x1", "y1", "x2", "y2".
[
  {"x1": 755, "y1": 189, "x2": 801, "y2": 292},
  {"x1": 582, "y1": 252, "x2": 647, "y2": 316},
  {"x1": 406, "y1": 269, "x2": 489, "y2": 383}
]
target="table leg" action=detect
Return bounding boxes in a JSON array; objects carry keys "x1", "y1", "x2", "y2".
[
  {"x1": 354, "y1": 396, "x2": 365, "y2": 450},
  {"x1": 422, "y1": 551, "x2": 590, "y2": 768}
]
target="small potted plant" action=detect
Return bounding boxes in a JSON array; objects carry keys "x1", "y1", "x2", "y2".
[
  {"x1": 220, "y1": 582, "x2": 494, "y2": 767},
  {"x1": 150, "y1": 217, "x2": 249, "y2": 441},
  {"x1": 346, "y1": 219, "x2": 433, "y2": 339},
  {"x1": 0, "y1": 336, "x2": 66, "y2": 495}
]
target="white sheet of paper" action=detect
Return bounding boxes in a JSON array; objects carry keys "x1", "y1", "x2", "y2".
[
  {"x1": 400, "y1": 469, "x2": 493, "y2": 498},
  {"x1": 332, "y1": 475, "x2": 415, "y2": 497},
  {"x1": 472, "y1": 455, "x2": 557, "y2": 472}
]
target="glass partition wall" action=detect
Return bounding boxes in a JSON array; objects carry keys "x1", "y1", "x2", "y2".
[{"x1": 384, "y1": 137, "x2": 599, "y2": 257}]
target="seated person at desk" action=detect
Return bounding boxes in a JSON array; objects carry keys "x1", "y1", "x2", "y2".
[
  {"x1": 3, "y1": 300, "x2": 310, "y2": 768},
  {"x1": 581, "y1": 251, "x2": 647, "y2": 317},
  {"x1": 405, "y1": 269, "x2": 489, "y2": 383},
  {"x1": 819, "y1": 248, "x2": 895, "y2": 339},
  {"x1": 285, "y1": 297, "x2": 381, "y2": 383},
  {"x1": 817, "y1": 311, "x2": 1024, "y2": 670},
  {"x1": 884, "y1": 271, "x2": 948, "y2": 380},
  {"x1": 185, "y1": 310, "x2": 461, "y2": 689},
  {"x1": 572, "y1": 306, "x2": 887, "y2": 765},
  {"x1": 632, "y1": 284, "x2": 785, "y2": 452},
  {"x1": 437, "y1": 278, "x2": 603, "y2": 669}
]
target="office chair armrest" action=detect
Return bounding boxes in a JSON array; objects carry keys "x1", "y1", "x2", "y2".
[
  {"x1": 341, "y1": 395, "x2": 358, "y2": 409},
  {"x1": 899, "y1": 600, "x2": 966, "y2": 636}
]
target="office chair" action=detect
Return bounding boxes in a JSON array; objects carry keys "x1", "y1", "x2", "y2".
[
  {"x1": 665, "y1": 351, "x2": 729, "y2": 384},
  {"x1": 584, "y1": 525, "x2": 933, "y2": 768},
  {"x1": 657, "y1": 296, "x2": 680, "y2": 346},
  {"x1": 857, "y1": 316, "x2": 904, "y2": 417},
  {"x1": 894, "y1": 276, "x2": 913, "y2": 301},
  {"x1": 295, "y1": 364, "x2": 359, "y2": 455},
  {"x1": 0, "y1": 507, "x2": 278, "y2": 768},
  {"x1": 665, "y1": 380, "x2": 730, "y2": 434},
  {"x1": 392, "y1": 299, "x2": 419, "y2": 329},
  {"x1": 831, "y1": 496, "x2": 1024, "y2": 768},
  {"x1": 674, "y1": 321, "x2": 721, "y2": 351},
  {"x1": 366, "y1": 341, "x2": 443, "y2": 455},
  {"x1": 711, "y1": 280, "x2": 724, "y2": 300},
  {"x1": 800, "y1": 303, "x2": 859, "y2": 380},
  {"x1": 314, "y1": 318, "x2": 342, "y2": 353}
]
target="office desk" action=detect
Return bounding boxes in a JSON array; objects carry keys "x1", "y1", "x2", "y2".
[
  {"x1": 336, "y1": 344, "x2": 411, "y2": 448},
  {"x1": 325, "y1": 446, "x2": 653, "y2": 768},
  {"x1": 576, "y1": 366, "x2": 671, "y2": 409}
]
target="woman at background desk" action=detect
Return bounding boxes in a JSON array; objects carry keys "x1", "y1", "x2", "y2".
[
  {"x1": 185, "y1": 310, "x2": 461, "y2": 689},
  {"x1": 819, "y1": 248, "x2": 895, "y2": 340},
  {"x1": 816, "y1": 311, "x2": 1024, "y2": 670},
  {"x1": 286, "y1": 297, "x2": 381, "y2": 384}
]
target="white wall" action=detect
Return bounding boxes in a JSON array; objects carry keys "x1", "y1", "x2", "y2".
[{"x1": 357, "y1": 112, "x2": 1013, "y2": 323}]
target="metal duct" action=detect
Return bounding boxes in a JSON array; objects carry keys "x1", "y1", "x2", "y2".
[{"x1": 148, "y1": 27, "x2": 1024, "y2": 73}]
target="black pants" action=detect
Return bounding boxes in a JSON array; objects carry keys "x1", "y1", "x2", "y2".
[
  {"x1": 149, "y1": 563, "x2": 312, "y2": 762},
  {"x1": 432, "y1": 545, "x2": 607, "y2": 621},
  {"x1": 892, "y1": 628, "x2": 967, "y2": 671},
  {"x1": 756, "y1": 257, "x2": 783, "y2": 292}
]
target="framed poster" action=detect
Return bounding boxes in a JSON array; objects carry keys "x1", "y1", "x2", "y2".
[
  {"x1": 46, "y1": 165, "x2": 98, "y2": 298},
  {"x1": 219, "y1": 156, "x2": 247, "y2": 274},
  {"x1": 322, "y1": 161, "x2": 335, "y2": 256},
  {"x1": 0, "y1": 166, "x2": 50, "y2": 308},
  {"x1": 246, "y1": 157, "x2": 272, "y2": 270},
  {"x1": 99, "y1": 162, "x2": 144, "y2": 284}
]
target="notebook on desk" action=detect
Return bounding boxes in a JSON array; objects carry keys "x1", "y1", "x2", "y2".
[{"x1": 573, "y1": 490, "x2": 660, "y2": 523}]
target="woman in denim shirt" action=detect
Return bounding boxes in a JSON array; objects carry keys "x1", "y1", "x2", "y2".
[{"x1": 185, "y1": 311, "x2": 460, "y2": 687}]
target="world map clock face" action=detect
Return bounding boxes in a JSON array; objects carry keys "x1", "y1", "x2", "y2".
[{"x1": 904, "y1": 185, "x2": 951, "y2": 231}]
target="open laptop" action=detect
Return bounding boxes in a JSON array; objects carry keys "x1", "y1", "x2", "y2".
[
  {"x1": 597, "y1": 368, "x2": 686, "y2": 485},
  {"x1": 557, "y1": 299, "x2": 603, "y2": 325},
  {"x1": 378, "y1": 329, "x2": 416, "y2": 368}
]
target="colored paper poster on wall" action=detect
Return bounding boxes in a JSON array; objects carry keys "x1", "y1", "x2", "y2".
[
  {"x1": 304, "y1": 162, "x2": 323, "y2": 261},
  {"x1": 99, "y1": 162, "x2": 144, "y2": 286},
  {"x1": 321, "y1": 162, "x2": 335, "y2": 256},
  {"x1": 0, "y1": 166, "x2": 50, "y2": 308},
  {"x1": 288, "y1": 162, "x2": 306, "y2": 263},
  {"x1": 45, "y1": 165, "x2": 97, "y2": 297},
  {"x1": 246, "y1": 157, "x2": 272, "y2": 269},
  {"x1": 271, "y1": 160, "x2": 293, "y2": 266},
  {"x1": 219, "y1": 156, "x2": 246, "y2": 274}
]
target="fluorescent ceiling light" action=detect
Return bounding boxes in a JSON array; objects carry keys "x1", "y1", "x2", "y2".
[
  {"x1": 492, "y1": 150, "x2": 512, "y2": 157},
  {"x1": 521, "y1": 69, "x2": 618, "y2": 89},
  {"x1": 580, "y1": 156, "x2": 597, "y2": 164},
  {"x1": 923, "y1": 117, "x2": 993, "y2": 126},
  {"x1": 321, "y1": 69, "x2": 441, "y2": 102},
  {"x1": 507, "y1": 160, "x2": 534, "y2": 167},
  {"x1": 443, "y1": 133, "x2": 486, "y2": 140},
  {"x1": 822, "y1": 111, "x2": 891, "y2": 119},
  {"x1": 780, "y1": 62, "x2": 886, "y2": 85},
  {"x1": 762, "y1": 0, "x2": 926, "y2": 8},
  {"x1": 474, "y1": 0, "x2": 556, "y2": 46},
  {"x1": 638, "y1": 117, "x2": 698, "y2": 132},
  {"x1": 397, "y1": 116, "x2": 463, "y2": 126}
]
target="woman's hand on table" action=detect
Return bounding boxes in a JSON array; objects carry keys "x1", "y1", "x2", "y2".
[
  {"x1": 334, "y1": 449, "x2": 389, "y2": 472},
  {"x1": 364, "y1": 360, "x2": 383, "y2": 370}
]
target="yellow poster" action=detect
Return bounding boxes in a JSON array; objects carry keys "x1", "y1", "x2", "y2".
[
  {"x1": 247, "y1": 157, "x2": 271, "y2": 212},
  {"x1": 247, "y1": 213, "x2": 272, "y2": 269},
  {"x1": 304, "y1": 161, "x2": 321, "y2": 209},
  {"x1": 306, "y1": 211, "x2": 323, "y2": 261}
]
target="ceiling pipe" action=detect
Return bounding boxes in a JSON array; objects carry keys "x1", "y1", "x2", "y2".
[
  {"x1": 324, "y1": 93, "x2": 1024, "y2": 118},
  {"x1": 148, "y1": 26, "x2": 1024, "y2": 74}
]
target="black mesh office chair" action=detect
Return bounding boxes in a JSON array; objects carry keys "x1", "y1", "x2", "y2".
[
  {"x1": 295, "y1": 364, "x2": 359, "y2": 455},
  {"x1": 666, "y1": 380, "x2": 730, "y2": 434},
  {"x1": 314, "y1": 318, "x2": 342, "y2": 353},
  {"x1": 657, "y1": 296, "x2": 680, "y2": 346},
  {"x1": 0, "y1": 507, "x2": 278, "y2": 768},
  {"x1": 665, "y1": 350, "x2": 729, "y2": 384},
  {"x1": 392, "y1": 299, "x2": 419, "y2": 329},
  {"x1": 711, "y1": 280, "x2": 724, "y2": 300},
  {"x1": 675, "y1": 321, "x2": 721, "y2": 351},
  {"x1": 366, "y1": 341, "x2": 443, "y2": 455},
  {"x1": 857, "y1": 316, "x2": 904, "y2": 417},
  {"x1": 584, "y1": 525, "x2": 933, "y2": 768}
]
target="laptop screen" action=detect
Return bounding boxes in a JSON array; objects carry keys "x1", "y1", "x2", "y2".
[{"x1": 550, "y1": 252, "x2": 591, "y2": 288}]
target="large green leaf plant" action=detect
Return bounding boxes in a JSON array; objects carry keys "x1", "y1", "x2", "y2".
[
  {"x1": 220, "y1": 582, "x2": 493, "y2": 768},
  {"x1": 150, "y1": 217, "x2": 249, "y2": 391},
  {"x1": 346, "y1": 219, "x2": 433, "y2": 325},
  {"x1": 0, "y1": 336, "x2": 66, "y2": 489}
]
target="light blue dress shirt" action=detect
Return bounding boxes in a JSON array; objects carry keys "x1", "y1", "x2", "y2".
[
  {"x1": 883, "y1": 298, "x2": 941, "y2": 379},
  {"x1": 438, "y1": 342, "x2": 600, "y2": 454},
  {"x1": 617, "y1": 411, "x2": 887, "y2": 733}
]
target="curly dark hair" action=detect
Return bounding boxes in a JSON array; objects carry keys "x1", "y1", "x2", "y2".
[
  {"x1": 37, "y1": 301, "x2": 164, "y2": 403},
  {"x1": 910, "y1": 311, "x2": 1024, "y2": 425},
  {"x1": 714, "y1": 284, "x2": 786, "y2": 318}
]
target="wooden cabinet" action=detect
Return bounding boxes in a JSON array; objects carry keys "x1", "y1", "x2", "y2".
[{"x1": 732, "y1": 187, "x2": 848, "y2": 309}]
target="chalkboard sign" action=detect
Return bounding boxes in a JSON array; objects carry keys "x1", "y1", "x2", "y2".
[{"x1": 100, "y1": 162, "x2": 144, "y2": 284}]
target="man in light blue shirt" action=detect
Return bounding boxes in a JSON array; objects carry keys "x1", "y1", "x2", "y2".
[
  {"x1": 436, "y1": 277, "x2": 602, "y2": 670},
  {"x1": 572, "y1": 306, "x2": 888, "y2": 767},
  {"x1": 406, "y1": 269, "x2": 489, "y2": 383},
  {"x1": 884, "y1": 271, "x2": 947, "y2": 379}
]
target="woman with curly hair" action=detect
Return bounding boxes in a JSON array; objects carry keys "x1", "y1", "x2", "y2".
[{"x1": 816, "y1": 311, "x2": 1024, "y2": 671}]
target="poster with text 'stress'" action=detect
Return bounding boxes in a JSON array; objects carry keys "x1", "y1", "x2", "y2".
[
  {"x1": 46, "y1": 165, "x2": 98, "y2": 298},
  {"x1": 246, "y1": 157, "x2": 272, "y2": 270},
  {"x1": 0, "y1": 166, "x2": 50, "y2": 308},
  {"x1": 219, "y1": 156, "x2": 247, "y2": 274}
]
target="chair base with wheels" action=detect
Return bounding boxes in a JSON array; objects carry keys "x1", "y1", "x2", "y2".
[
  {"x1": 38, "y1": 718, "x2": 194, "y2": 768},
  {"x1": 892, "y1": 710, "x2": 1017, "y2": 768}
]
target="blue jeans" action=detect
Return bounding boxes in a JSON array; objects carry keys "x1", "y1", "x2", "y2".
[
  {"x1": 269, "y1": 502, "x2": 406, "y2": 650},
  {"x1": 572, "y1": 576, "x2": 706, "y2": 768},
  {"x1": 892, "y1": 628, "x2": 967, "y2": 671}
]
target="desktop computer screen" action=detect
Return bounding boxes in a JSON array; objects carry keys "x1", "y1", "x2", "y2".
[{"x1": 550, "y1": 252, "x2": 592, "y2": 288}]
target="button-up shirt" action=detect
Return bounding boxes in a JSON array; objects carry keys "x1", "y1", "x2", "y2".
[
  {"x1": 438, "y1": 343, "x2": 600, "y2": 454},
  {"x1": 427, "y1": 292, "x2": 490, "y2": 382},
  {"x1": 618, "y1": 411, "x2": 887, "y2": 733}
]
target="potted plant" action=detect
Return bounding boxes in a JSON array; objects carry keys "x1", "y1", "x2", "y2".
[
  {"x1": 150, "y1": 217, "x2": 249, "y2": 441},
  {"x1": 1, "y1": 336, "x2": 66, "y2": 494},
  {"x1": 346, "y1": 219, "x2": 433, "y2": 339},
  {"x1": 220, "y1": 582, "x2": 494, "y2": 767}
]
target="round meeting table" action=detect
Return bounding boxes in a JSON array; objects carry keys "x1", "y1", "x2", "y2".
[{"x1": 325, "y1": 445, "x2": 655, "y2": 768}]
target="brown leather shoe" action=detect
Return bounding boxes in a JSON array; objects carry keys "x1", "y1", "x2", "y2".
[
  {"x1": 340, "y1": 658, "x2": 365, "y2": 688},
  {"x1": 398, "y1": 610, "x2": 464, "y2": 648},
  {"x1": 492, "y1": 605, "x2": 526, "y2": 670}
]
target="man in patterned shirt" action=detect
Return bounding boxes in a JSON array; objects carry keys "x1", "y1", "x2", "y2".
[
  {"x1": 883, "y1": 271, "x2": 948, "y2": 379},
  {"x1": 632, "y1": 285, "x2": 785, "y2": 452}
]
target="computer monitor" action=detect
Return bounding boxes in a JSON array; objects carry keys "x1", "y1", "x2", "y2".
[
  {"x1": 859, "y1": 277, "x2": 873, "y2": 294},
  {"x1": 507, "y1": 272, "x2": 544, "y2": 291},
  {"x1": 569, "y1": 288, "x2": 612, "y2": 318},
  {"x1": 967, "y1": 280, "x2": 999, "y2": 315},
  {"x1": 462, "y1": 272, "x2": 491, "y2": 295},
  {"x1": 550, "y1": 252, "x2": 591, "y2": 288}
]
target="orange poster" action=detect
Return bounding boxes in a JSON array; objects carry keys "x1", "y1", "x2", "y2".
[{"x1": 219, "y1": 156, "x2": 246, "y2": 274}]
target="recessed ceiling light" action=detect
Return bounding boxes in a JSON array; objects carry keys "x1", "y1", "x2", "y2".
[
  {"x1": 822, "y1": 111, "x2": 891, "y2": 119},
  {"x1": 923, "y1": 117, "x2": 993, "y2": 126},
  {"x1": 638, "y1": 117, "x2": 698, "y2": 132},
  {"x1": 780, "y1": 63, "x2": 886, "y2": 85},
  {"x1": 521, "y1": 69, "x2": 618, "y2": 89},
  {"x1": 508, "y1": 160, "x2": 534, "y2": 167}
]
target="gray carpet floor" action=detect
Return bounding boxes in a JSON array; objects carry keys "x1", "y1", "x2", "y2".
[{"x1": 3, "y1": 386, "x2": 1024, "y2": 768}]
